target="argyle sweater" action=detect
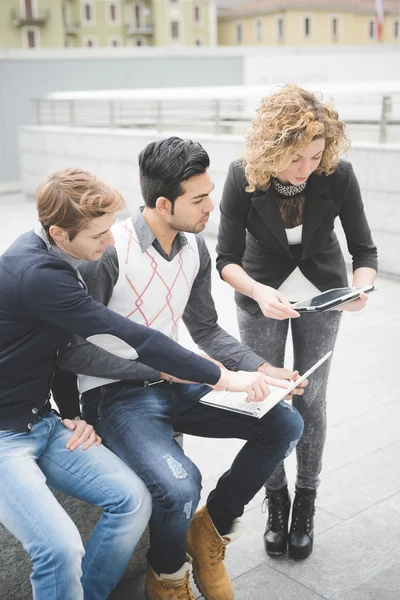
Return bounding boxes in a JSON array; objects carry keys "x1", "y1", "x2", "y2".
[{"x1": 79, "y1": 218, "x2": 200, "y2": 393}]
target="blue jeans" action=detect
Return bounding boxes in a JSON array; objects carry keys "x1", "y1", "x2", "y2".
[
  {"x1": 82, "y1": 382, "x2": 303, "y2": 574},
  {"x1": 0, "y1": 411, "x2": 152, "y2": 600}
]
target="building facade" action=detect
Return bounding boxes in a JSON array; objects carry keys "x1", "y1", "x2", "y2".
[
  {"x1": 0, "y1": 0, "x2": 216, "y2": 48},
  {"x1": 218, "y1": 0, "x2": 400, "y2": 46}
]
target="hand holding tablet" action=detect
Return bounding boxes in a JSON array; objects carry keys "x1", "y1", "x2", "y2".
[{"x1": 291, "y1": 285, "x2": 376, "y2": 313}]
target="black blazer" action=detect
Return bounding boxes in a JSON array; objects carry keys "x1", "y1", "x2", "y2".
[{"x1": 216, "y1": 159, "x2": 378, "y2": 315}]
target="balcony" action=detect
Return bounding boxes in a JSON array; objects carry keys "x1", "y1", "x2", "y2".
[
  {"x1": 64, "y1": 21, "x2": 81, "y2": 35},
  {"x1": 125, "y1": 23, "x2": 154, "y2": 35},
  {"x1": 11, "y1": 8, "x2": 51, "y2": 27}
]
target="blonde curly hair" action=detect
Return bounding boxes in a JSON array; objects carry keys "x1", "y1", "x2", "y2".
[{"x1": 243, "y1": 84, "x2": 350, "y2": 192}]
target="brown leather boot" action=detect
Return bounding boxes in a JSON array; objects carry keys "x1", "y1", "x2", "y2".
[
  {"x1": 186, "y1": 505, "x2": 242, "y2": 600},
  {"x1": 144, "y1": 560, "x2": 195, "y2": 600}
]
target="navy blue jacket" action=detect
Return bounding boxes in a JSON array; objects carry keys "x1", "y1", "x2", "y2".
[{"x1": 0, "y1": 232, "x2": 220, "y2": 431}]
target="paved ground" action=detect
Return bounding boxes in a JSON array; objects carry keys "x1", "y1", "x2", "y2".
[{"x1": 1, "y1": 193, "x2": 399, "y2": 600}]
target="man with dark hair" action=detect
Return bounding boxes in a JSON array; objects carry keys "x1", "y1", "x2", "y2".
[
  {"x1": 0, "y1": 167, "x2": 275, "y2": 600},
  {"x1": 59, "y1": 138, "x2": 305, "y2": 600}
]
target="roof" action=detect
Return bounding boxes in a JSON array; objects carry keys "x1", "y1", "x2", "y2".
[{"x1": 218, "y1": 0, "x2": 400, "y2": 18}]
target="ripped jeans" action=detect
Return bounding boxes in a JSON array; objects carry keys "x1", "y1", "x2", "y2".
[{"x1": 82, "y1": 382, "x2": 303, "y2": 574}]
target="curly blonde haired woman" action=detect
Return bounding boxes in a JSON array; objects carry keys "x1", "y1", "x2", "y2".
[{"x1": 216, "y1": 85, "x2": 377, "y2": 560}]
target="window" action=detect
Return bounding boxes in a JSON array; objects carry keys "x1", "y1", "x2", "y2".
[
  {"x1": 24, "y1": 0, "x2": 33, "y2": 19},
  {"x1": 368, "y1": 19, "x2": 376, "y2": 39},
  {"x1": 82, "y1": 1, "x2": 95, "y2": 25},
  {"x1": 194, "y1": 6, "x2": 200, "y2": 22},
  {"x1": 171, "y1": 20, "x2": 179, "y2": 39},
  {"x1": 330, "y1": 16, "x2": 339, "y2": 41},
  {"x1": 27, "y1": 29, "x2": 37, "y2": 48},
  {"x1": 303, "y1": 16, "x2": 311, "y2": 38},
  {"x1": 134, "y1": 4, "x2": 141, "y2": 28},
  {"x1": 277, "y1": 16, "x2": 284, "y2": 42},
  {"x1": 394, "y1": 20, "x2": 399, "y2": 39},
  {"x1": 255, "y1": 19, "x2": 263, "y2": 42},
  {"x1": 107, "y1": 2, "x2": 120, "y2": 26},
  {"x1": 109, "y1": 36, "x2": 121, "y2": 47},
  {"x1": 83, "y1": 36, "x2": 97, "y2": 47},
  {"x1": 22, "y1": 26, "x2": 40, "y2": 48},
  {"x1": 236, "y1": 22, "x2": 242, "y2": 44}
]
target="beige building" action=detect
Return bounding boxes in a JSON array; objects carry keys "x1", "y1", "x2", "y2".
[
  {"x1": 0, "y1": 0, "x2": 216, "y2": 48},
  {"x1": 218, "y1": 0, "x2": 400, "y2": 46}
]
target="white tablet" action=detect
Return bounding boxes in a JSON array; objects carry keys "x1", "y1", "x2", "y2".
[{"x1": 292, "y1": 285, "x2": 375, "y2": 313}]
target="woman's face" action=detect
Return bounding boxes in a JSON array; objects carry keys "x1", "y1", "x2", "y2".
[{"x1": 277, "y1": 137, "x2": 326, "y2": 185}]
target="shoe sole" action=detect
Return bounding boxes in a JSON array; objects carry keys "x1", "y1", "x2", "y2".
[
  {"x1": 191, "y1": 565, "x2": 209, "y2": 600},
  {"x1": 288, "y1": 541, "x2": 313, "y2": 560},
  {"x1": 189, "y1": 556, "x2": 231, "y2": 600},
  {"x1": 266, "y1": 549, "x2": 286, "y2": 557}
]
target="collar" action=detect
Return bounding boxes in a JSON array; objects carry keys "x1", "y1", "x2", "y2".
[
  {"x1": 130, "y1": 208, "x2": 188, "y2": 253},
  {"x1": 33, "y1": 223, "x2": 83, "y2": 271}
]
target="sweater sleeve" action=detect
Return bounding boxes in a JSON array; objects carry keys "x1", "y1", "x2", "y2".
[
  {"x1": 18, "y1": 260, "x2": 221, "y2": 385},
  {"x1": 216, "y1": 161, "x2": 249, "y2": 276},
  {"x1": 339, "y1": 163, "x2": 378, "y2": 272}
]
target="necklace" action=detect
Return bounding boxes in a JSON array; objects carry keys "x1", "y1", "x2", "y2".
[{"x1": 272, "y1": 178, "x2": 308, "y2": 196}]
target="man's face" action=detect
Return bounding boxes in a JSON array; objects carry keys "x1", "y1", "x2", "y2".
[
  {"x1": 168, "y1": 171, "x2": 214, "y2": 234},
  {"x1": 52, "y1": 212, "x2": 117, "y2": 261}
]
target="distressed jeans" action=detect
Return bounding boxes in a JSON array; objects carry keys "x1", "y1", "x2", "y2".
[
  {"x1": 237, "y1": 306, "x2": 342, "y2": 492},
  {"x1": 82, "y1": 381, "x2": 303, "y2": 574},
  {"x1": 0, "y1": 412, "x2": 152, "y2": 600}
]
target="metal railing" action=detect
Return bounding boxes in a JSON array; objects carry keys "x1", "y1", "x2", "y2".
[
  {"x1": 32, "y1": 88, "x2": 400, "y2": 143},
  {"x1": 64, "y1": 20, "x2": 81, "y2": 35},
  {"x1": 125, "y1": 23, "x2": 154, "y2": 35},
  {"x1": 11, "y1": 8, "x2": 51, "y2": 26}
]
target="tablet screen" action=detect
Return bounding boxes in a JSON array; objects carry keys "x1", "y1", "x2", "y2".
[{"x1": 294, "y1": 287, "x2": 361, "y2": 309}]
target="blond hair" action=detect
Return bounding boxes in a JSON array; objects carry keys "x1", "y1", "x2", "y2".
[
  {"x1": 243, "y1": 84, "x2": 350, "y2": 192},
  {"x1": 37, "y1": 168, "x2": 125, "y2": 243}
]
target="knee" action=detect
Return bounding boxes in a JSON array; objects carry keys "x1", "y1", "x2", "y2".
[
  {"x1": 280, "y1": 404, "x2": 304, "y2": 457},
  {"x1": 154, "y1": 459, "x2": 202, "y2": 519},
  {"x1": 112, "y1": 473, "x2": 153, "y2": 523},
  {"x1": 284, "y1": 404, "x2": 304, "y2": 440}
]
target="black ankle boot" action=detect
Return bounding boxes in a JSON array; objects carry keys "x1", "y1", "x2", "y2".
[
  {"x1": 263, "y1": 486, "x2": 290, "y2": 556},
  {"x1": 288, "y1": 487, "x2": 316, "y2": 560}
]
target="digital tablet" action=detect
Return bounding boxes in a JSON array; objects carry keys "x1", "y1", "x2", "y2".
[{"x1": 292, "y1": 285, "x2": 375, "y2": 313}]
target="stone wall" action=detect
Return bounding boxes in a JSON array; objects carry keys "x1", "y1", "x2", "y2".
[{"x1": 19, "y1": 125, "x2": 400, "y2": 277}]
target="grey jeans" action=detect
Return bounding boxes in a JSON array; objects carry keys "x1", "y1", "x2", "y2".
[{"x1": 237, "y1": 305, "x2": 342, "y2": 491}]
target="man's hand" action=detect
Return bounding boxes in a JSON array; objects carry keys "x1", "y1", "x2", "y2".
[
  {"x1": 63, "y1": 418, "x2": 102, "y2": 451},
  {"x1": 258, "y1": 362, "x2": 308, "y2": 398},
  {"x1": 215, "y1": 369, "x2": 291, "y2": 402}
]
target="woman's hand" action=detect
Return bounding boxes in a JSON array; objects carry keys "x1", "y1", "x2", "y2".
[
  {"x1": 252, "y1": 283, "x2": 300, "y2": 320},
  {"x1": 332, "y1": 291, "x2": 368, "y2": 313},
  {"x1": 215, "y1": 369, "x2": 291, "y2": 402}
]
